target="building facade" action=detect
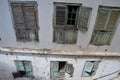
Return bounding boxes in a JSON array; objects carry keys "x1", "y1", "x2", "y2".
[{"x1": 0, "y1": 0, "x2": 120, "y2": 80}]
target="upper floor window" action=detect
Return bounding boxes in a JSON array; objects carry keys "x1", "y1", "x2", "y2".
[
  {"x1": 53, "y1": 2, "x2": 92, "y2": 44},
  {"x1": 11, "y1": 1, "x2": 39, "y2": 42},
  {"x1": 90, "y1": 6, "x2": 120, "y2": 46}
]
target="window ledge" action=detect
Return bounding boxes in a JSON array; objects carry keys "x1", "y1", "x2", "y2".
[{"x1": 0, "y1": 47, "x2": 120, "y2": 57}]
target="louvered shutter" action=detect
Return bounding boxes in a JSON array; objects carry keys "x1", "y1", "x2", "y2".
[
  {"x1": 77, "y1": 7, "x2": 92, "y2": 31},
  {"x1": 24, "y1": 3, "x2": 37, "y2": 29},
  {"x1": 54, "y1": 5, "x2": 66, "y2": 28},
  {"x1": 95, "y1": 9, "x2": 109, "y2": 30},
  {"x1": 106, "y1": 10, "x2": 120, "y2": 30},
  {"x1": 54, "y1": 29, "x2": 65, "y2": 43},
  {"x1": 64, "y1": 30, "x2": 77, "y2": 44},
  {"x1": 11, "y1": 3, "x2": 25, "y2": 29},
  {"x1": 91, "y1": 30, "x2": 112, "y2": 45}
]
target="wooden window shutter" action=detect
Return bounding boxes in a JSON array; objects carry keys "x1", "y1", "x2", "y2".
[
  {"x1": 94, "y1": 9, "x2": 109, "y2": 30},
  {"x1": 106, "y1": 10, "x2": 120, "y2": 30},
  {"x1": 54, "y1": 29, "x2": 65, "y2": 43},
  {"x1": 11, "y1": 3, "x2": 25, "y2": 29},
  {"x1": 23, "y1": 3, "x2": 38, "y2": 30},
  {"x1": 54, "y1": 4, "x2": 66, "y2": 28},
  {"x1": 77, "y1": 7, "x2": 92, "y2": 31},
  {"x1": 64, "y1": 30, "x2": 77, "y2": 44},
  {"x1": 91, "y1": 31, "x2": 112, "y2": 45}
]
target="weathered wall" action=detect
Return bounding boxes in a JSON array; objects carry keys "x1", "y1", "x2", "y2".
[
  {"x1": 0, "y1": 52, "x2": 120, "y2": 80},
  {"x1": 0, "y1": 0, "x2": 120, "y2": 53}
]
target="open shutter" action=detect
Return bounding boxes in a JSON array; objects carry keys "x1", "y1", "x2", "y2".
[
  {"x1": 14, "y1": 61, "x2": 25, "y2": 71},
  {"x1": 54, "y1": 4, "x2": 66, "y2": 28},
  {"x1": 77, "y1": 7, "x2": 92, "y2": 31},
  {"x1": 24, "y1": 61, "x2": 33, "y2": 77},
  {"x1": 65, "y1": 64, "x2": 74, "y2": 77}
]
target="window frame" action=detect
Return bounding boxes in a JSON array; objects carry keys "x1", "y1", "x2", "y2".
[
  {"x1": 10, "y1": 1, "x2": 39, "y2": 42},
  {"x1": 90, "y1": 6, "x2": 120, "y2": 46},
  {"x1": 14, "y1": 60, "x2": 33, "y2": 78}
]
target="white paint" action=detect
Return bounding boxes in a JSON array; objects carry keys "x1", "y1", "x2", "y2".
[
  {"x1": 0, "y1": 53, "x2": 120, "y2": 80},
  {"x1": 0, "y1": 0, "x2": 120, "y2": 53}
]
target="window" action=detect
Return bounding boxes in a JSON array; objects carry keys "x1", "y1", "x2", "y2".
[
  {"x1": 11, "y1": 1, "x2": 39, "y2": 42},
  {"x1": 50, "y1": 61, "x2": 74, "y2": 80},
  {"x1": 90, "y1": 6, "x2": 120, "y2": 45},
  {"x1": 14, "y1": 60, "x2": 33, "y2": 77},
  {"x1": 53, "y1": 2, "x2": 92, "y2": 44},
  {"x1": 82, "y1": 61, "x2": 100, "y2": 77}
]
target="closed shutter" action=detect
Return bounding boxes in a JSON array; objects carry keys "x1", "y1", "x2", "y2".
[
  {"x1": 94, "y1": 9, "x2": 109, "y2": 30},
  {"x1": 91, "y1": 30, "x2": 112, "y2": 45},
  {"x1": 11, "y1": 3, "x2": 25, "y2": 29},
  {"x1": 54, "y1": 5, "x2": 66, "y2": 28},
  {"x1": 24, "y1": 3, "x2": 38, "y2": 29},
  {"x1": 77, "y1": 7, "x2": 92, "y2": 31},
  {"x1": 54, "y1": 29, "x2": 65, "y2": 43},
  {"x1": 106, "y1": 10, "x2": 120, "y2": 30},
  {"x1": 64, "y1": 30, "x2": 77, "y2": 44},
  {"x1": 11, "y1": 2, "x2": 38, "y2": 42}
]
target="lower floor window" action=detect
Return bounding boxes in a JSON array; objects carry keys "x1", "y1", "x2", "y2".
[
  {"x1": 82, "y1": 61, "x2": 100, "y2": 77},
  {"x1": 14, "y1": 60, "x2": 33, "y2": 78}
]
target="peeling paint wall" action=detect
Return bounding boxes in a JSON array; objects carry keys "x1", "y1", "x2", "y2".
[
  {"x1": 0, "y1": 0, "x2": 120, "y2": 53},
  {"x1": 0, "y1": 52, "x2": 120, "y2": 80}
]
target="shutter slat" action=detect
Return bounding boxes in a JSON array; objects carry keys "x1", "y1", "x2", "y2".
[
  {"x1": 78, "y1": 7, "x2": 92, "y2": 30},
  {"x1": 56, "y1": 6, "x2": 66, "y2": 25}
]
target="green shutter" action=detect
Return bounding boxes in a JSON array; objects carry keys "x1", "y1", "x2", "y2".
[
  {"x1": 64, "y1": 30, "x2": 77, "y2": 44},
  {"x1": 94, "y1": 9, "x2": 109, "y2": 30},
  {"x1": 54, "y1": 29, "x2": 65, "y2": 43},
  {"x1": 106, "y1": 10, "x2": 120, "y2": 30},
  {"x1": 78, "y1": 7, "x2": 92, "y2": 31},
  {"x1": 54, "y1": 4, "x2": 66, "y2": 28},
  {"x1": 24, "y1": 61, "x2": 33, "y2": 77},
  {"x1": 14, "y1": 60, "x2": 25, "y2": 71},
  {"x1": 11, "y1": 3, "x2": 25, "y2": 29}
]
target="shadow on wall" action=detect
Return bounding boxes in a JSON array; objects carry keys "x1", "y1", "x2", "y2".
[{"x1": 0, "y1": 61, "x2": 14, "y2": 80}]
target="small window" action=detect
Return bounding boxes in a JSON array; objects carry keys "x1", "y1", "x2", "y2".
[
  {"x1": 90, "y1": 6, "x2": 120, "y2": 46},
  {"x1": 14, "y1": 60, "x2": 33, "y2": 77},
  {"x1": 11, "y1": 1, "x2": 39, "y2": 42},
  {"x1": 82, "y1": 61, "x2": 100, "y2": 77},
  {"x1": 50, "y1": 61, "x2": 74, "y2": 80},
  {"x1": 53, "y1": 2, "x2": 92, "y2": 44}
]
